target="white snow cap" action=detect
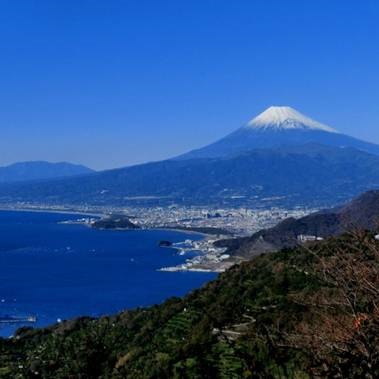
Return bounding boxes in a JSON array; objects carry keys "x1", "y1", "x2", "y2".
[{"x1": 246, "y1": 106, "x2": 338, "y2": 133}]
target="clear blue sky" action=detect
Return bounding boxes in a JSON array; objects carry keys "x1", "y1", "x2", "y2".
[{"x1": 1, "y1": 0, "x2": 379, "y2": 170}]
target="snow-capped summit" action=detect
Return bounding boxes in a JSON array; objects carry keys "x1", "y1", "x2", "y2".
[
  {"x1": 246, "y1": 106, "x2": 338, "y2": 133},
  {"x1": 177, "y1": 105, "x2": 379, "y2": 160}
]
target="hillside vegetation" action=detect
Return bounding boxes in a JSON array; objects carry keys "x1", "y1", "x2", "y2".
[{"x1": 1, "y1": 231, "x2": 378, "y2": 378}]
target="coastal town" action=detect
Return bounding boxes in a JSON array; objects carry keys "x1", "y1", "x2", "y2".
[
  {"x1": 2, "y1": 202, "x2": 318, "y2": 273},
  {"x1": 2, "y1": 202, "x2": 317, "y2": 236}
]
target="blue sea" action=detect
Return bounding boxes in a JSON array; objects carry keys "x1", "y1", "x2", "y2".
[{"x1": 0, "y1": 210, "x2": 216, "y2": 337}]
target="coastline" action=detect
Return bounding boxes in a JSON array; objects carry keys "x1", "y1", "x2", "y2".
[
  {"x1": 157, "y1": 231, "x2": 232, "y2": 273},
  {"x1": 0, "y1": 207, "x2": 233, "y2": 273}
]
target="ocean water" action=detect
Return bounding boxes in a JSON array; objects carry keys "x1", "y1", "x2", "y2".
[{"x1": 0, "y1": 210, "x2": 216, "y2": 337}]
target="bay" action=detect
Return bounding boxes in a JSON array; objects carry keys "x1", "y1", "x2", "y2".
[{"x1": 0, "y1": 210, "x2": 216, "y2": 337}]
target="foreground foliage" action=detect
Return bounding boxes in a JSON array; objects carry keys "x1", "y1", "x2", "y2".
[{"x1": 0, "y1": 232, "x2": 378, "y2": 378}]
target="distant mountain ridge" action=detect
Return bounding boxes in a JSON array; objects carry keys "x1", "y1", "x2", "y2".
[
  {"x1": 0, "y1": 161, "x2": 94, "y2": 183},
  {"x1": 217, "y1": 189, "x2": 379, "y2": 258},
  {"x1": 0, "y1": 144, "x2": 378, "y2": 207},
  {"x1": 178, "y1": 106, "x2": 379, "y2": 160}
]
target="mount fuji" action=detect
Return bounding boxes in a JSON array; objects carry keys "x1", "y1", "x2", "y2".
[
  {"x1": 178, "y1": 106, "x2": 379, "y2": 159},
  {"x1": 1, "y1": 106, "x2": 379, "y2": 208}
]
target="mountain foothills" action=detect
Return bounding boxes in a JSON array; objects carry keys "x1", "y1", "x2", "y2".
[
  {"x1": 1, "y1": 144, "x2": 379, "y2": 207},
  {"x1": 0, "y1": 106, "x2": 378, "y2": 208},
  {"x1": 1, "y1": 228, "x2": 378, "y2": 378},
  {"x1": 0, "y1": 161, "x2": 94, "y2": 183}
]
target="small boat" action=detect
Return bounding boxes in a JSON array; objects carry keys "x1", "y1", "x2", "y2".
[{"x1": 159, "y1": 240, "x2": 172, "y2": 247}]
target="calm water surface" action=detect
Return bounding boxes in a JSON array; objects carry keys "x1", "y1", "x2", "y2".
[{"x1": 0, "y1": 210, "x2": 216, "y2": 337}]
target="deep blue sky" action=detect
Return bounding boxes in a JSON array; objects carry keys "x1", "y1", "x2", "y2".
[{"x1": 1, "y1": 0, "x2": 379, "y2": 170}]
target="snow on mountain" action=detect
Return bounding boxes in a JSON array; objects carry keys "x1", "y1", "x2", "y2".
[
  {"x1": 246, "y1": 106, "x2": 338, "y2": 133},
  {"x1": 177, "y1": 105, "x2": 379, "y2": 160}
]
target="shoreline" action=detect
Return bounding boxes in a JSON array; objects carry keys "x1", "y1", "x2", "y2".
[
  {"x1": 0, "y1": 207, "x2": 232, "y2": 273},
  {"x1": 156, "y1": 232, "x2": 232, "y2": 273}
]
